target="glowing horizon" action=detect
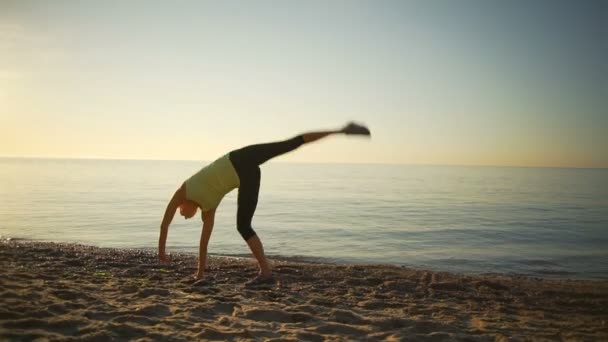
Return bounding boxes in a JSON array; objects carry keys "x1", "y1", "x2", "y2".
[{"x1": 1, "y1": 1, "x2": 606, "y2": 168}]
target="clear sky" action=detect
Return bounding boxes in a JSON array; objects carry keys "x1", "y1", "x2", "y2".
[{"x1": 1, "y1": 0, "x2": 606, "y2": 167}]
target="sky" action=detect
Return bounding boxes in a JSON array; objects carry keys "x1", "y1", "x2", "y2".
[{"x1": 1, "y1": 0, "x2": 606, "y2": 167}]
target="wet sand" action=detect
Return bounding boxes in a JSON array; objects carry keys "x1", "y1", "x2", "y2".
[{"x1": 1, "y1": 239, "x2": 607, "y2": 341}]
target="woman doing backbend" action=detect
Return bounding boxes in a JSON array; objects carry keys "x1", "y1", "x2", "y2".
[{"x1": 158, "y1": 122, "x2": 370, "y2": 285}]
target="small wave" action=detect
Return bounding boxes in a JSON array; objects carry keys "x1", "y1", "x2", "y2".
[
  {"x1": 536, "y1": 269, "x2": 575, "y2": 276},
  {"x1": 1, "y1": 236, "x2": 36, "y2": 243},
  {"x1": 221, "y1": 253, "x2": 338, "y2": 265},
  {"x1": 517, "y1": 259, "x2": 560, "y2": 267}
]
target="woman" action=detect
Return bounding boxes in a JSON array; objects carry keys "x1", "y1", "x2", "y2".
[{"x1": 158, "y1": 122, "x2": 370, "y2": 285}]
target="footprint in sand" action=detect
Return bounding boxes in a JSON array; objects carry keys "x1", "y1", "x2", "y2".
[
  {"x1": 329, "y1": 309, "x2": 367, "y2": 325},
  {"x1": 194, "y1": 327, "x2": 251, "y2": 341},
  {"x1": 105, "y1": 322, "x2": 148, "y2": 339},
  {"x1": 296, "y1": 331, "x2": 325, "y2": 342},
  {"x1": 46, "y1": 303, "x2": 70, "y2": 315},
  {"x1": 84, "y1": 310, "x2": 120, "y2": 321},
  {"x1": 315, "y1": 322, "x2": 369, "y2": 336},
  {"x1": 2, "y1": 317, "x2": 84, "y2": 336},
  {"x1": 119, "y1": 284, "x2": 138, "y2": 294},
  {"x1": 51, "y1": 289, "x2": 93, "y2": 301},
  {"x1": 187, "y1": 300, "x2": 237, "y2": 318},
  {"x1": 409, "y1": 320, "x2": 454, "y2": 334},
  {"x1": 136, "y1": 288, "x2": 170, "y2": 298},
  {"x1": 111, "y1": 314, "x2": 160, "y2": 326},
  {"x1": 369, "y1": 317, "x2": 411, "y2": 330},
  {"x1": 132, "y1": 303, "x2": 172, "y2": 317},
  {"x1": 240, "y1": 307, "x2": 314, "y2": 324}
]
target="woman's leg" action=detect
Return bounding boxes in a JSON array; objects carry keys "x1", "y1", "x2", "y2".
[
  {"x1": 301, "y1": 129, "x2": 343, "y2": 143},
  {"x1": 235, "y1": 166, "x2": 272, "y2": 277},
  {"x1": 230, "y1": 128, "x2": 344, "y2": 168},
  {"x1": 246, "y1": 235, "x2": 272, "y2": 277},
  {"x1": 230, "y1": 124, "x2": 366, "y2": 281}
]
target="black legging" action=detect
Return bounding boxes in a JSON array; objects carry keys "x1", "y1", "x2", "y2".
[{"x1": 228, "y1": 135, "x2": 305, "y2": 241}]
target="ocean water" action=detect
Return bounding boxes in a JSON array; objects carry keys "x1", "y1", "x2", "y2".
[{"x1": 1, "y1": 157, "x2": 607, "y2": 279}]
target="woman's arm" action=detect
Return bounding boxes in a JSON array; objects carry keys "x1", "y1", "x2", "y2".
[
  {"x1": 158, "y1": 183, "x2": 186, "y2": 263},
  {"x1": 196, "y1": 208, "x2": 216, "y2": 279}
]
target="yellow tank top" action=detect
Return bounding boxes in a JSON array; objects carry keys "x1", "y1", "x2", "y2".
[{"x1": 184, "y1": 154, "x2": 240, "y2": 212}]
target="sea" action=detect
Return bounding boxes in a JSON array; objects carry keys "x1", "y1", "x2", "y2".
[{"x1": 1, "y1": 157, "x2": 607, "y2": 280}]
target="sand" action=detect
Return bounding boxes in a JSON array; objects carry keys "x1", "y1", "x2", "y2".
[{"x1": 1, "y1": 239, "x2": 607, "y2": 341}]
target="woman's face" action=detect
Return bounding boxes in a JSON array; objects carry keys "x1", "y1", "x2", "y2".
[{"x1": 179, "y1": 200, "x2": 198, "y2": 219}]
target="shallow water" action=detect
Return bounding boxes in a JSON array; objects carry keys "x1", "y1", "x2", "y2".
[{"x1": 1, "y1": 157, "x2": 607, "y2": 279}]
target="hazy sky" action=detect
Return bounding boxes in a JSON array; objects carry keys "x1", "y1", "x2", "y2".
[{"x1": 1, "y1": 0, "x2": 606, "y2": 167}]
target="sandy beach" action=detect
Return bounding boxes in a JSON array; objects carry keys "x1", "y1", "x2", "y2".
[{"x1": 1, "y1": 239, "x2": 607, "y2": 341}]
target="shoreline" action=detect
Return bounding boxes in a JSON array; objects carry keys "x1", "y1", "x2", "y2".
[
  {"x1": 2, "y1": 237, "x2": 603, "y2": 282},
  {"x1": 1, "y1": 239, "x2": 607, "y2": 340}
]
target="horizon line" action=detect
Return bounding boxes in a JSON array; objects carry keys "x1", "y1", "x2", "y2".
[{"x1": 1, "y1": 155, "x2": 606, "y2": 170}]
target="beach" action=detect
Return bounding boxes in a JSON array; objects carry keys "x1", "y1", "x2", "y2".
[{"x1": 1, "y1": 239, "x2": 607, "y2": 341}]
